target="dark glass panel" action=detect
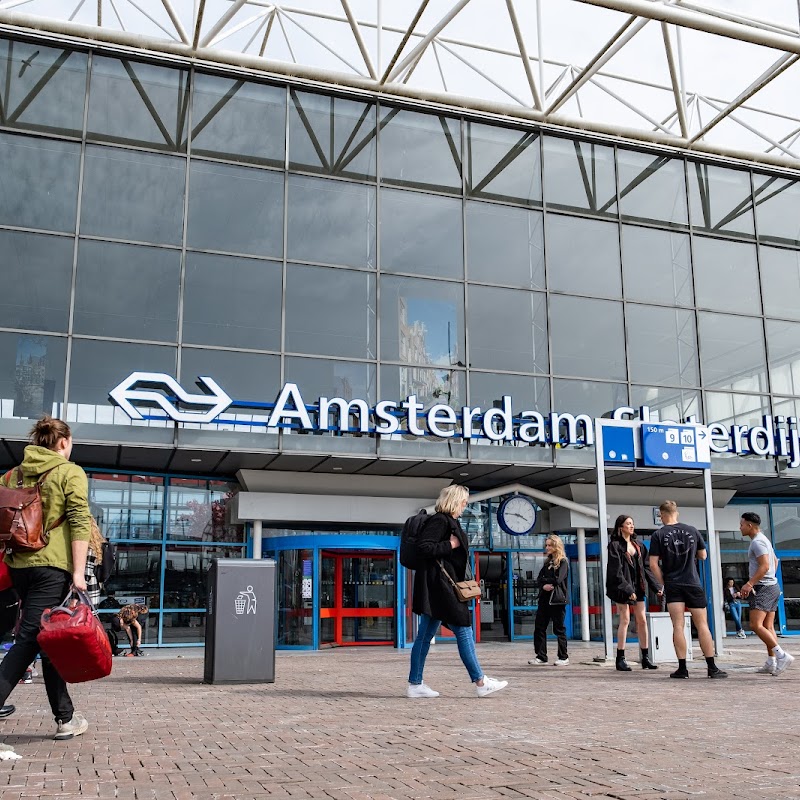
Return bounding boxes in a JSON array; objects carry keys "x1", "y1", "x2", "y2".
[
  {"x1": 466, "y1": 202, "x2": 544, "y2": 289},
  {"x1": 379, "y1": 275, "x2": 464, "y2": 367},
  {"x1": 88, "y1": 55, "x2": 188, "y2": 151},
  {"x1": 0, "y1": 133, "x2": 80, "y2": 232},
  {"x1": 289, "y1": 89, "x2": 376, "y2": 179},
  {"x1": 379, "y1": 107, "x2": 461, "y2": 192},
  {"x1": 766, "y1": 319, "x2": 800, "y2": 396},
  {"x1": 191, "y1": 73, "x2": 285, "y2": 165},
  {"x1": 287, "y1": 175, "x2": 376, "y2": 268},
  {"x1": 187, "y1": 160, "x2": 283, "y2": 257},
  {"x1": 182, "y1": 252, "x2": 282, "y2": 350},
  {"x1": 626, "y1": 304, "x2": 699, "y2": 387},
  {"x1": 285, "y1": 264, "x2": 376, "y2": 359},
  {"x1": 692, "y1": 236, "x2": 760, "y2": 315},
  {"x1": 0, "y1": 333, "x2": 66, "y2": 421},
  {"x1": 467, "y1": 286, "x2": 547, "y2": 373},
  {"x1": 0, "y1": 230, "x2": 72, "y2": 332},
  {"x1": 87, "y1": 473, "x2": 164, "y2": 541},
  {"x1": 621, "y1": 225, "x2": 692, "y2": 306},
  {"x1": 81, "y1": 145, "x2": 185, "y2": 245},
  {"x1": 688, "y1": 162, "x2": 754, "y2": 238},
  {"x1": 697, "y1": 312, "x2": 767, "y2": 392},
  {"x1": 102, "y1": 545, "x2": 162, "y2": 610},
  {"x1": 546, "y1": 214, "x2": 621, "y2": 297},
  {"x1": 550, "y1": 296, "x2": 626, "y2": 380},
  {"x1": 0, "y1": 38, "x2": 87, "y2": 136},
  {"x1": 162, "y1": 546, "x2": 244, "y2": 599},
  {"x1": 760, "y1": 246, "x2": 800, "y2": 321},
  {"x1": 380, "y1": 188, "x2": 463, "y2": 279},
  {"x1": 542, "y1": 136, "x2": 616, "y2": 216},
  {"x1": 73, "y1": 240, "x2": 180, "y2": 342},
  {"x1": 465, "y1": 122, "x2": 541, "y2": 206},
  {"x1": 615, "y1": 150, "x2": 687, "y2": 227},
  {"x1": 167, "y1": 481, "x2": 244, "y2": 543}
]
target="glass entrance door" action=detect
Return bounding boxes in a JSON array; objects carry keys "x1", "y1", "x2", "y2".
[{"x1": 320, "y1": 551, "x2": 395, "y2": 646}]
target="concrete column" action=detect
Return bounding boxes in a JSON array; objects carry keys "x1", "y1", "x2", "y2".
[
  {"x1": 577, "y1": 527, "x2": 590, "y2": 641},
  {"x1": 252, "y1": 519, "x2": 262, "y2": 560}
]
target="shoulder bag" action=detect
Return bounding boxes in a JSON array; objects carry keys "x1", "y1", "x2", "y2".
[{"x1": 437, "y1": 560, "x2": 481, "y2": 602}]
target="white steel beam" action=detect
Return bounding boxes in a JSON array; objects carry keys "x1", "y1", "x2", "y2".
[
  {"x1": 661, "y1": 22, "x2": 688, "y2": 138},
  {"x1": 280, "y1": 8, "x2": 366, "y2": 76},
  {"x1": 379, "y1": 0, "x2": 429, "y2": 84},
  {"x1": 505, "y1": 0, "x2": 541, "y2": 109},
  {"x1": 341, "y1": 0, "x2": 376, "y2": 80},
  {"x1": 198, "y1": 0, "x2": 247, "y2": 50},
  {"x1": 160, "y1": 0, "x2": 189, "y2": 44}
]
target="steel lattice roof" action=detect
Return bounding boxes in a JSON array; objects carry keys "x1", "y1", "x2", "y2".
[{"x1": 2, "y1": 0, "x2": 800, "y2": 169}]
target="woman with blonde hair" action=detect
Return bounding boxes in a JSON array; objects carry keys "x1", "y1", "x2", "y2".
[
  {"x1": 407, "y1": 484, "x2": 508, "y2": 698},
  {"x1": 529, "y1": 535, "x2": 571, "y2": 666}
]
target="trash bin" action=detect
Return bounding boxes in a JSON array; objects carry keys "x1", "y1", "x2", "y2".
[
  {"x1": 204, "y1": 558, "x2": 276, "y2": 684},
  {"x1": 646, "y1": 611, "x2": 693, "y2": 664}
]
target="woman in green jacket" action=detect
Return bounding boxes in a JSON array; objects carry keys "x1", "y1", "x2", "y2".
[{"x1": 0, "y1": 416, "x2": 91, "y2": 740}]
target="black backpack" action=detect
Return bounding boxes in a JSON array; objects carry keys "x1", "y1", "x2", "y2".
[
  {"x1": 96, "y1": 541, "x2": 116, "y2": 584},
  {"x1": 399, "y1": 509, "x2": 430, "y2": 570}
]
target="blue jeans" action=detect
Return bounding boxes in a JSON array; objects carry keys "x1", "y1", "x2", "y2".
[
  {"x1": 729, "y1": 601, "x2": 743, "y2": 632},
  {"x1": 408, "y1": 613, "x2": 483, "y2": 684}
]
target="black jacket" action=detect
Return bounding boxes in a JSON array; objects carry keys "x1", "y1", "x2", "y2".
[
  {"x1": 536, "y1": 559, "x2": 569, "y2": 605},
  {"x1": 411, "y1": 512, "x2": 471, "y2": 628},
  {"x1": 605, "y1": 538, "x2": 661, "y2": 603}
]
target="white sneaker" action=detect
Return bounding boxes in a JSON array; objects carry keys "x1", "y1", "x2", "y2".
[
  {"x1": 775, "y1": 651, "x2": 795, "y2": 674},
  {"x1": 756, "y1": 658, "x2": 777, "y2": 675},
  {"x1": 406, "y1": 682, "x2": 439, "y2": 698},
  {"x1": 737, "y1": 631, "x2": 747, "y2": 639},
  {"x1": 54, "y1": 712, "x2": 89, "y2": 740},
  {"x1": 554, "y1": 658, "x2": 570, "y2": 666},
  {"x1": 527, "y1": 658, "x2": 547, "y2": 665},
  {"x1": 476, "y1": 676, "x2": 508, "y2": 697}
]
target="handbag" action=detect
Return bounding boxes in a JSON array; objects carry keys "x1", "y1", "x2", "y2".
[
  {"x1": 37, "y1": 587, "x2": 112, "y2": 683},
  {"x1": 438, "y1": 561, "x2": 481, "y2": 603}
]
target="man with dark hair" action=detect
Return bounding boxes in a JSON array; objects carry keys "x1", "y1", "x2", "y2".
[
  {"x1": 740, "y1": 512, "x2": 793, "y2": 675},
  {"x1": 649, "y1": 500, "x2": 727, "y2": 679}
]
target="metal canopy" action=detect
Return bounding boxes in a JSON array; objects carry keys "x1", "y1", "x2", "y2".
[{"x1": 2, "y1": 1, "x2": 800, "y2": 169}]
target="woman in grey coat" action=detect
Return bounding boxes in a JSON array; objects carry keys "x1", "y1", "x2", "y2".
[{"x1": 407, "y1": 485, "x2": 508, "y2": 699}]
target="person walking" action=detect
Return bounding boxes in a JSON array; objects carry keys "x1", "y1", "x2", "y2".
[
  {"x1": 407, "y1": 485, "x2": 508, "y2": 699},
  {"x1": 0, "y1": 416, "x2": 92, "y2": 738},
  {"x1": 605, "y1": 515, "x2": 662, "y2": 671},
  {"x1": 739, "y1": 512, "x2": 794, "y2": 675},
  {"x1": 724, "y1": 578, "x2": 746, "y2": 639},
  {"x1": 648, "y1": 500, "x2": 727, "y2": 679},
  {"x1": 529, "y1": 535, "x2": 570, "y2": 667}
]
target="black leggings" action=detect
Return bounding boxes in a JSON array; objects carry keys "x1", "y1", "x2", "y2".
[{"x1": 534, "y1": 601, "x2": 568, "y2": 661}]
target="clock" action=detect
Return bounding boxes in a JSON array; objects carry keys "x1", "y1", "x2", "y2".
[{"x1": 496, "y1": 494, "x2": 537, "y2": 536}]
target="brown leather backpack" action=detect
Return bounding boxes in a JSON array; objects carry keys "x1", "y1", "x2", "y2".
[{"x1": 0, "y1": 467, "x2": 64, "y2": 553}]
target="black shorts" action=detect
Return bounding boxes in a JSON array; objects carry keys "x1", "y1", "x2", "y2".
[{"x1": 665, "y1": 584, "x2": 707, "y2": 608}]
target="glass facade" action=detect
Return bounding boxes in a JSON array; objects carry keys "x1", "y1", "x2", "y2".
[{"x1": 0, "y1": 33, "x2": 798, "y2": 478}]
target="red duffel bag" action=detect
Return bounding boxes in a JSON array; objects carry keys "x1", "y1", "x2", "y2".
[{"x1": 37, "y1": 588, "x2": 112, "y2": 683}]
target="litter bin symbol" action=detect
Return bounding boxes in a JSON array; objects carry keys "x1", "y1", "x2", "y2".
[{"x1": 235, "y1": 585, "x2": 257, "y2": 615}]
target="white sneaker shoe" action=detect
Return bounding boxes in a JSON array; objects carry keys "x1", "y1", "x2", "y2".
[
  {"x1": 54, "y1": 712, "x2": 88, "y2": 740},
  {"x1": 527, "y1": 657, "x2": 547, "y2": 665},
  {"x1": 554, "y1": 658, "x2": 570, "y2": 666},
  {"x1": 736, "y1": 631, "x2": 746, "y2": 639},
  {"x1": 476, "y1": 676, "x2": 508, "y2": 697},
  {"x1": 406, "y1": 682, "x2": 440, "y2": 698},
  {"x1": 775, "y1": 651, "x2": 795, "y2": 674},
  {"x1": 756, "y1": 658, "x2": 777, "y2": 675}
]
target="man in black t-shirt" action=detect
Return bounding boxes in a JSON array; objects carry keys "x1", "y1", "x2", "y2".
[{"x1": 649, "y1": 500, "x2": 727, "y2": 680}]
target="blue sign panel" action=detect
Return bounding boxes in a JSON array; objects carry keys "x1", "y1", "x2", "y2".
[
  {"x1": 603, "y1": 426, "x2": 636, "y2": 464},
  {"x1": 641, "y1": 424, "x2": 711, "y2": 469}
]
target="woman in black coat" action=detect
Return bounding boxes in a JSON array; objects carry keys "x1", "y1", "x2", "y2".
[
  {"x1": 605, "y1": 514, "x2": 663, "y2": 671},
  {"x1": 530, "y1": 535, "x2": 570, "y2": 666},
  {"x1": 407, "y1": 485, "x2": 508, "y2": 699}
]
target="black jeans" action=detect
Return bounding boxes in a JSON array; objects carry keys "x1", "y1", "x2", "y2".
[
  {"x1": 534, "y1": 601, "x2": 568, "y2": 661},
  {"x1": 0, "y1": 567, "x2": 74, "y2": 721}
]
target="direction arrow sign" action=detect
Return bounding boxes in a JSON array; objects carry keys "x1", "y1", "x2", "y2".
[{"x1": 641, "y1": 423, "x2": 711, "y2": 469}]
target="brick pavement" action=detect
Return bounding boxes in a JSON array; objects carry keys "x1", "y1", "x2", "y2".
[{"x1": 0, "y1": 639, "x2": 797, "y2": 800}]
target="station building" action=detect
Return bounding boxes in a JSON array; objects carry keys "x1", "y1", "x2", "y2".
[{"x1": 2, "y1": 1, "x2": 800, "y2": 649}]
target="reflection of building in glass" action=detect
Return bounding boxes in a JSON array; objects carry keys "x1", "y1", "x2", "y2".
[
  {"x1": 14, "y1": 335, "x2": 54, "y2": 418},
  {"x1": 398, "y1": 297, "x2": 428, "y2": 366}
]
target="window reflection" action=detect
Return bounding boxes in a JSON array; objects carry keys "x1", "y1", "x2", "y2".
[
  {"x1": 630, "y1": 386, "x2": 700, "y2": 423},
  {"x1": 543, "y1": 136, "x2": 616, "y2": 216},
  {"x1": 621, "y1": 225, "x2": 692, "y2": 307},
  {"x1": 162, "y1": 545, "x2": 244, "y2": 607},
  {"x1": 0, "y1": 38, "x2": 87, "y2": 136},
  {"x1": 102, "y1": 544, "x2": 162, "y2": 608},
  {"x1": 167, "y1": 479, "x2": 243, "y2": 543},
  {"x1": 380, "y1": 275, "x2": 464, "y2": 367},
  {"x1": 289, "y1": 89, "x2": 376, "y2": 179},
  {"x1": 465, "y1": 122, "x2": 541, "y2": 206},
  {"x1": 697, "y1": 312, "x2": 767, "y2": 392},
  {"x1": 760, "y1": 246, "x2": 800, "y2": 321},
  {"x1": 616, "y1": 150, "x2": 688, "y2": 227},
  {"x1": 88, "y1": 474, "x2": 164, "y2": 540},
  {"x1": 692, "y1": 237, "x2": 760, "y2": 315},
  {"x1": 688, "y1": 162, "x2": 754, "y2": 237},
  {"x1": 766, "y1": 319, "x2": 800, "y2": 396},
  {"x1": 753, "y1": 174, "x2": 800, "y2": 246},
  {"x1": 277, "y1": 549, "x2": 313, "y2": 646}
]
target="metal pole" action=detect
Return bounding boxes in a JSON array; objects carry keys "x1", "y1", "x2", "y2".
[
  {"x1": 703, "y1": 467, "x2": 725, "y2": 655},
  {"x1": 577, "y1": 527, "x2": 590, "y2": 642},
  {"x1": 595, "y1": 421, "x2": 614, "y2": 660},
  {"x1": 252, "y1": 519, "x2": 263, "y2": 560}
]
